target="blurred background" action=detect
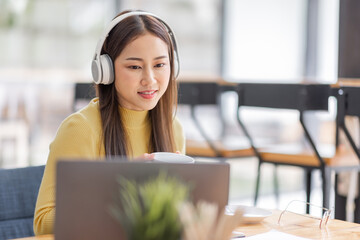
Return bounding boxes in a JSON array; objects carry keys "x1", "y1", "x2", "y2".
[{"x1": 0, "y1": 0, "x2": 353, "y2": 210}]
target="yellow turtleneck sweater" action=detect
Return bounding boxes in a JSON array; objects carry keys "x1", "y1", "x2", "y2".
[{"x1": 33, "y1": 98, "x2": 185, "y2": 235}]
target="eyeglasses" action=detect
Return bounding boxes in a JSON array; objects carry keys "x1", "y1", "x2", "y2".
[{"x1": 278, "y1": 200, "x2": 332, "y2": 229}]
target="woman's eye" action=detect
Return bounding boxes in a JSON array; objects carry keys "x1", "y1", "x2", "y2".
[
  {"x1": 128, "y1": 66, "x2": 141, "y2": 70},
  {"x1": 155, "y1": 63, "x2": 165, "y2": 68}
]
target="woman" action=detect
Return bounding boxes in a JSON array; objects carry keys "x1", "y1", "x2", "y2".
[{"x1": 34, "y1": 10, "x2": 185, "y2": 235}]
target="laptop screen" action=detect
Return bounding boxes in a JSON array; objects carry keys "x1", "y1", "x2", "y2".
[{"x1": 55, "y1": 160, "x2": 230, "y2": 240}]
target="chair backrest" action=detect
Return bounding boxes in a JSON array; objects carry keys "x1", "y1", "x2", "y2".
[
  {"x1": 0, "y1": 165, "x2": 45, "y2": 240},
  {"x1": 336, "y1": 86, "x2": 360, "y2": 160},
  {"x1": 337, "y1": 86, "x2": 360, "y2": 117},
  {"x1": 177, "y1": 82, "x2": 220, "y2": 106},
  {"x1": 237, "y1": 83, "x2": 330, "y2": 111},
  {"x1": 73, "y1": 82, "x2": 96, "y2": 112}
]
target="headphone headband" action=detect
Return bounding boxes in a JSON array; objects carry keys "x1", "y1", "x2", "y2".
[
  {"x1": 92, "y1": 11, "x2": 180, "y2": 84},
  {"x1": 95, "y1": 12, "x2": 154, "y2": 59}
]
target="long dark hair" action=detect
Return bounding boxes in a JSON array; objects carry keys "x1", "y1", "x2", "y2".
[{"x1": 95, "y1": 10, "x2": 177, "y2": 157}]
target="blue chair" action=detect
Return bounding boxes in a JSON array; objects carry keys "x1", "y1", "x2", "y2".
[{"x1": 0, "y1": 165, "x2": 45, "y2": 240}]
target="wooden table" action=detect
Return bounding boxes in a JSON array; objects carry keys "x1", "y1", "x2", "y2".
[
  {"x1": 237, "y1": 210, "x2": 360, "y2": 239},
  {"x1": 13, "y1": 210, "x2": 360, "y2": 240},
  {"x1": 12, "y1": 235, "x2": 52, "y2": 240}
]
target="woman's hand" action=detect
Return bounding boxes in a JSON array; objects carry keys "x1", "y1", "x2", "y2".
[
  {"x1": 133, "y1": 153, "x2": 155, "y2": 162},
  {"x1": 133, "y1": 151, "x2": 181, "y2": 162}
]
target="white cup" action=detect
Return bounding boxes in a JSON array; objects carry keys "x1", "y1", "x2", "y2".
[{"x1": 152, "y1": 152, "x2": 195, "y2": 164}]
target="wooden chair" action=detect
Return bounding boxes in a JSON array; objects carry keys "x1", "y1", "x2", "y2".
[
  {"x1": 235, "y1": 82, "x2": 352, "y2": 213},
  {"x1": 334, "y1": 85, "x2": 360, "y2": 221},
  {"x1": 335, "y1": 86, "x2": 360, "y2": 159},
  {"x1": 177, "y1": 81, "x2": 254, "y2": 160}
]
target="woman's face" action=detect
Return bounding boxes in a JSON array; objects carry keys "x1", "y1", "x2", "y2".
[{"x1": 114, "y1": 32, "x2": 171, "y2": 111}]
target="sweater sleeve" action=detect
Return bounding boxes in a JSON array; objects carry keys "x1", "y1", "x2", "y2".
[{"x1": 33, "y1": 113, "x2": 100, "y2": 235}]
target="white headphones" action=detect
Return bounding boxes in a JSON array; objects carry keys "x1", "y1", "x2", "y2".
[{"x1": 91, "y1": 11, "x2": 180, "y2": 85}]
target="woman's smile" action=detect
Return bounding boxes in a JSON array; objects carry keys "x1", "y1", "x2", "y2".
[{"x1": 138, "y1": 90, "x2": 158, "y2": 99}]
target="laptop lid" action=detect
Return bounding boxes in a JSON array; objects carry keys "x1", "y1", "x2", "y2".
[{"x1": 55, "y1": 160, "x2": 230, "y2": 240}]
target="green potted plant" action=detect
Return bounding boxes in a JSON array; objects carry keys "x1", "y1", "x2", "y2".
[{"x1": 109, "y1": 171, "x2": 190, "y2": 240}]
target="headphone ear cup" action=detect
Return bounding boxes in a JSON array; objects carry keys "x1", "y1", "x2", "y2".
[
  {"x1": 91, "y1": 59, "x2": 102, "y2": 84},
  {"x1": 99, "y1": 54, "x2": 114, "y2": 85}
]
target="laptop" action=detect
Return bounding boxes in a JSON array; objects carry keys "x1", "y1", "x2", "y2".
[{"x1": 55, "y1": 160, "x2": 230, "y2": 240}]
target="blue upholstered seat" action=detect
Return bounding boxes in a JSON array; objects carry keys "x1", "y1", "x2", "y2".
[{"x1": 0, "y1": 165, "x2": 45, "y2": 240}]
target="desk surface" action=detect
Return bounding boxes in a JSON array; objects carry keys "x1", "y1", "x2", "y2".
[
  {"x1": 239, "y1": 210, "x2": 360, "y2": 239},
  {"x1": 14, "y1": 210, "x2": 360, "y2": 240}
]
